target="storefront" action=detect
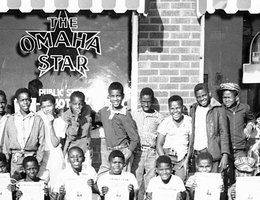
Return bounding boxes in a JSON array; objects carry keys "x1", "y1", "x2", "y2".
[{"x1": 0, "y1": 0, "x2": 148, "y2": 113}]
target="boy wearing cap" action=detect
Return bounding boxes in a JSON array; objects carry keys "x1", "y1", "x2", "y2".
[{"x1": 220, "y1": 82, "x2": 255, "y2": 159}]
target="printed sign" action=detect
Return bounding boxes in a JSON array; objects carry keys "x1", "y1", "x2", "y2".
[{"x1": 19, "y1": 11, "x2": 101, "y2": 78}]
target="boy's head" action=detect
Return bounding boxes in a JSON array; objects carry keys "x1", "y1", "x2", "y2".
[
  {"x1": 28, "y1": 79, "x2": 43, "y2": 99},
  {"x1": 69, "y1": 91, "x2": 85, "y2": 115},
  {"x1": 168, "y1": 95, "x2": 183, "y2": 122},
  {"x1": 196, "y1": 152, "x2": 213, "y2": 173},
  {"x1": 40, "y1": 94, "x2": 56, "y2": 115},
  {"x1": 194, "y1": 83, "x2": 210, "y2": 107},
  {"x1": 15, "y1": 88, "x2": 31, "y2": 115},
  {"x1": 219, "y1": 83, "x2": 240, "y2": 109},
  {"x1": 68, "y1": 146, "x2": 85, "y2": 172},
  {"x1": 0, "y1": 90, "x2": 7, "y2": 115},
  {"x1": 108, "y1": 82, "x2": 124, "y2": 110},
  {"x1": 22, "y1": 156, "x2": 39, "y2": 180},
  {"x1": 108, "y1": 150, "x2": 125, "y2": 175},
  {"x1": 156, "y1": 155, "x2": 173, "y2": 182},
  {"x1": 0, "y1": 153, "x2": 8, "y2": 173},
  {"x1": 140, "y1": 87, "x2": 155, "y2": 113}
]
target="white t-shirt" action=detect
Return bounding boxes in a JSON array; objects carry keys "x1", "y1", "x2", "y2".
[
  {"x1": 37, "y1": 110, "x2": 66, "y2": 151},
  {"x1": 194, "y1": 106, "x2": 209, "y2": 151},
  {"x1": 157, "y1": 115, "x2": 192, "y2": 161},
  {"x1": 97, "y1": 172, "x2": 138, "y2": 200},
  {"x1": 146, "y1": 175, "x2": 185, "y2": 200}
]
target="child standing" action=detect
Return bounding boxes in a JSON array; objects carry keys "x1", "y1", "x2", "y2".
[
  {"x1": 96, "y1": 82, "x2": 139, "y2": 176},
  {"x1": 157, "y1": 95, "x2": 192, "y2": 181},
  {"x1": 97, "y1": 150, "x2": 138, "y2": 200},
  {"x1": 15, "y1": 156, "x2": 49, "y2": 200},
  {"x1": 190, "y1": 83, "x2": 229, "y2": 173},
  {"x1": 3, "y1": 88, "x2": 45, "y2": 177},
  {"x1": 131, "y1": 87, "x2": 164, "y2": 200},
  {"x1": 62, "y1": 91, "x2": 92, "y2": 164},
  {"x1": 145, "y1": 155, "x2": 186, "y2": 200},
  {"x1": 0, "y1": 90, "x2": 9, "y2": 152},
  {"x1": 54, "y1": 146, "x2": 98, "y2": 200},
  {"x1": 37, "y1": 94, "x2": 66, "y2": 191}
]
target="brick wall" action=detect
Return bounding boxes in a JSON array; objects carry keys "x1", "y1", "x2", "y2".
[{"x1": 138, "y1": 0, "x2": 201, "y2": 115}]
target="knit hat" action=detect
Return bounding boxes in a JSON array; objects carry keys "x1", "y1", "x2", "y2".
[{"x1": 219, "y1": 82, "x2": 240, "y2": 93}]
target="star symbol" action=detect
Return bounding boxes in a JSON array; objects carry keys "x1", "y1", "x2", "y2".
[{"x1": 26, "y1": 11, "x2": 100, "y2": 78}]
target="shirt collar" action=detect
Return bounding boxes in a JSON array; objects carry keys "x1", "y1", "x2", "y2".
[
  {"x1": 107, "y1": 105, "x2": 127, "y2": 119},
  {"x1": 16, "y1": 110, "x2": 35, "y2": 119}
]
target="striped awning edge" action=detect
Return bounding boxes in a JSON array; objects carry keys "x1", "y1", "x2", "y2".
[
  {"x1": 0, "y1": 0, "x2": 147, "y2": 14},
  {"x1": 197, "y1": 0, "x2": 260, "y2": 17}
]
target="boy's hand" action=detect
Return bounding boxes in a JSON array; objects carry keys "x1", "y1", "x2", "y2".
[
  {"x1": 128, "y1": 184, "x2": 134, "y2": 192},
  {"x1": 87, "y1": 179, "x2": 94, "y2": 188},
  {"x1": 219, "y1": 184, "x2": 224, "y2": 192},
  {"x1": 219, "y1": 153, "x2": 229, "y2": 172},
  {"x1": 16, "y1": 190, "x2": 23, "y2": 200},
  {"x1": 124, "y1": 149, "x2": 132, "y2": 161},
  {"x1": 192, "y1": 181, "x2": 197, "y2": 191},
  {"x1": 44, "y1": 183, "x2": 49, "y2": 196},
  {"x1": 145, "y1": 193, "x2": 152, "y2": 200},
  {"x1": 59, "y1": 185, "x2": 66, "y2": 196},
  {"x1": 179, "y1": 157, "x2": 189, "y2": 176},
  {"x1": 101, "y1": 186, "x2": 109, "y2": 195}
]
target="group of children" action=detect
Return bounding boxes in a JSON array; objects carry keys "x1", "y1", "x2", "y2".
[{"x1": 0, "y1": 80, "x2": 260, "y2": 200}]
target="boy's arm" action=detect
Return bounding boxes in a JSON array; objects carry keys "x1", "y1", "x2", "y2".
[
  {"x1": 217, "y1": 107, "x2": 230, "y2": 172},
  {"x1": 156, "y1": 133, "x2": 166, "y2": 156},
  {"x1": 36, "y1": 118, "x2": 45, "y2": 164},
  {"x1": 121, "y1": 112, "x2": 140, "y2": 152},
  {"x1": 244, "y1": 105, "x2": 255, "y2": 138},
  {"x1": 2, "y1": 118, "x2": 10, "y2": 161}
]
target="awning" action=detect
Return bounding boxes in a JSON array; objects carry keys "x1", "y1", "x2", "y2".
[
  {"x1": 197, "y1": 0, "x2": 260, "y2": 17},
  {"x1": 0, "y1": 0, "x2": 147, "y2": 14}
]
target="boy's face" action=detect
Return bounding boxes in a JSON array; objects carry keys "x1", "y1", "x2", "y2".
[
  {"x1": 0, "y1": 161, "x2": 7, "y2": 173},
  {"x1": 17, "y1": 92, "x2": 31, "y2": 115},
  {"x1": 109, "y1": 157, "x2": 125, "y2": 175},
  {"x1": 68, "y1": 149, "x2": 85, "y2": 172},
  {"x1": 41, "y1": 100, "x2": 55, "y2": 115},
  {"x1": 70, "y1": 96, "x2": 84, "y2": 115},
  {"x1": 196, "y1": 159, "x2": 212, "y2": 173},
  {"x1": 169, "y1": 101, "x2": 183, "y2": 121},
  {"x1": 140, "y1": 95, "x2": 153, "y2": 113},
  {"x1": 222, "y1": 90, "x2": 237, "y2": 108},
  {"x1": 24, "y1": 161, "x2": 39, "y2": 180},
  {"x1": 256, "y1": 117, "x2": 260, "y2": 125},
  {"x1": 156, "y1": 162, "x2": 172, "y2": 181},
  {"x1": 0, "y1": 95, "x2": 7, "y2": 115},
  {"x1": 195, "y1": 89, "x2": 210, "y2": 107},
  {"x1": 108, "y1": 90, "x2": 124, "y2": 110}
]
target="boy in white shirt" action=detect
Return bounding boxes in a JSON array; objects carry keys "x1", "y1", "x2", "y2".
[
  {"x1": 97, "y1": 150, "x2": 138, "y2": 200},
  {"x1": 157, "y1": 95, "x2": 192, "y2": 181},
  {"x1": 54, "y1": 146, "x2": 98, "y2": 200},
  {"x1": 145, "y1": 155, "x2": 186, "y2": 200}
]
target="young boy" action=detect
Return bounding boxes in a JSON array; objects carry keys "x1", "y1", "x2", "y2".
[
  {"x1": 95, "y1": 82, "x2": 139, "y2": 176},
  {"x1": 15, "y1": 156, "x2": 49, "y2": 200},
  {"x1": 145, "y1": 155, "x2": 186, "y2": 200},
  {"x1": 54, "y1": 146, "x2": 98, "y2": 200},
  {"x1": 131, "y1": 87, "x2": 164, "y2": 200},
  {"x1": 97, "y1": 150, "x2": 138, "y2": 200},
  {"x1": 3, "y1": 88, "x2": 45, "y2": 177},
  {"x1": 0, "y1": 90, "x2": 9, "y2": 152},
  {"x1": 157, "y1": 95, "x2": 192, "y2": 181},
  {"x1": 62, "y1": 91, "x2": 92, "y2": 164},
  {"x1": 220, "y1": 82, "x2": 255, "y2": 159},
  {"x1": 190, "y1": 83, "x2": 230, "y2": 172}
]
